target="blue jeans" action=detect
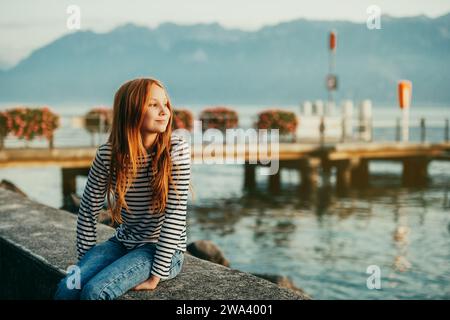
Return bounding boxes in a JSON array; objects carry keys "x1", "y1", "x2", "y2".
[{"x1": 53, "y1": 236, "x2": 184, "y2": 300}]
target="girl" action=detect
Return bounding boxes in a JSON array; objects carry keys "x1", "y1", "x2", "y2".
[{"x1": 54, "y1": 78, "x2": 191, "y2": 300}]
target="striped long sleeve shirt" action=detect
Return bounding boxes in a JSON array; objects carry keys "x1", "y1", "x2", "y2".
[{"x1": 76, "y1": 134, "x2": 191, "y2": 279}]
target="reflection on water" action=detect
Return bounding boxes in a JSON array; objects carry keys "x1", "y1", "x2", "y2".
[{"x1": 187, "y1": 162, "x2": 450, "y2": 299}]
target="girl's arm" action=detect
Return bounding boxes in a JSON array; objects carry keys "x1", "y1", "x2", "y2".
[
  {"x1": 76, "y1": 145, "x2": 109, "y2": 261},
  {"x1": 150, "y1": 138, "x2": 191, "y2": 279}
]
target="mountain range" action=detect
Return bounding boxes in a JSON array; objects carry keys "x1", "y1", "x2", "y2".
[{"x1": 1, "y1": 13, "x2": 449, "y2": 106}]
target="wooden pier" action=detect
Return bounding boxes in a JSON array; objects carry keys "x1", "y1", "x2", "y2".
[
  {"x1": 0, "y1": 142, "x2": 449, "y2": 206},
  {"x1": 245, "y1": 142, "x2": 450, "y2": 192}
]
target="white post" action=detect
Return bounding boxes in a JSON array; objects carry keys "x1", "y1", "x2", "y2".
[
  {"x1": 402, "y1": 107, "x2": 409, "y2": 142},
  {"x1": 326, "y1": 101, "x2": 335, "y2": 116},
  {"x1": 302, "y1": 101, "x2": 312, "y2": 116},
  {"x1": 359, "y1": 100, "x2": 372, "y2": 142},
  {"x1": 342, "y1": 100, "x2": 353, "y2": 140}
]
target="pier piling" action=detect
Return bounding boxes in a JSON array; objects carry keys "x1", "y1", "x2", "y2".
[
  {"x1": 244, "y1": 163, "x2": 256, "y2": 190},
  {"x1": 402, "y1": 157, "x2": 429, "y2": 187},
  {"x1": 351, "y1": 158, "x2": 370, "y2": 187},
  {"x1": 299, "y1": 158, "x2": 320, "y2": 191},
  {"x1": 268, "y1": 169, "x2": 281, "y2": 193}
]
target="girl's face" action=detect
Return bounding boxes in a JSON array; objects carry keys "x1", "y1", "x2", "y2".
[{"x1": 141, "y1": 83, "x2": 171, "y2": 134}]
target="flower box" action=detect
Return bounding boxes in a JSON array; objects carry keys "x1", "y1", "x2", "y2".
[
  {"x1": 173, "y1": 109, "x2": 194, "y2": 131},
  {"x1": 256, "y1": 109, "x2": 298, "y2": 141},
  {"x1": 84, "y1": 107, "x2": 112, "y2": 134},
  {"x1": 3, "y1": 106, "x2": 60, "y2": 148},
  {"x1": 199, "y1": 106, "x2": 238, "y2": 132}
]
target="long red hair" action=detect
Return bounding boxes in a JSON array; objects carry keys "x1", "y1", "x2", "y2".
[{"x1": 106, "y1": 78, "x2": 174, "y2": 225}]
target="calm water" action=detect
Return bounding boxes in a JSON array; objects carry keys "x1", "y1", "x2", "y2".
[
  {"x1": 188, "y1": 162, "x2": 450, "y2": 299},
  {"x1": 0, "y1": 103, "x2": 449, "y2": 299}
]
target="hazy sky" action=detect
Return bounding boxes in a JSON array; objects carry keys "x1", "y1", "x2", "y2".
[{"x1": 1, "y1": 0, "x2": 449, "y2": 68}]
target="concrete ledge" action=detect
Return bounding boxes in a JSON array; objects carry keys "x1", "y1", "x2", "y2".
[{"x1": 0, "y1": 188, "x2": 306, "y2": 300}]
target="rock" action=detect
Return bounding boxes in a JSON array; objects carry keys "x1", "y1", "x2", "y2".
[
  {"x1": 0, "y1": 179, "x2": 28, "y2": 197},
  {"x1": 251, "y1": 273, "x2": 311, "y2": 299},
  {"x1": 187, "y1": 240, "x2": 230, "y2": 267}
]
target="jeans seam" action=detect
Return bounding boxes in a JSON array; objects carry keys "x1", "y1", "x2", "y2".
[{"x1": 96, "y1": 260, "x2": 150, "y2": 299}]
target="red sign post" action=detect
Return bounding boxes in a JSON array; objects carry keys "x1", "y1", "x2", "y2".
[
  {"x1": 329, "y1": 31, "x2": 337, "y2": 52},
  {"x1": 326, "y1": 30, "x2": 337, "y2": 115},
  {"x1": 398, "y1": 80, "x2": 412, "y2": 109}
]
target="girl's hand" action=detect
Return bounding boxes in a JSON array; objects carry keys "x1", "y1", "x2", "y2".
[{"x1": 133, "y1": 275, "x2": 161, "y2": 291}]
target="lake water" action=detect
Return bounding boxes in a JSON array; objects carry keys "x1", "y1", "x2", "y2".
[{"x1": 0, "y1": 102, "x2": 449, "y2": 299}]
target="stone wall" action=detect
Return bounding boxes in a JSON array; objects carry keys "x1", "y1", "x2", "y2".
[{"x1": 0, "y1": 188, "x2": 306, "y2": 300}]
